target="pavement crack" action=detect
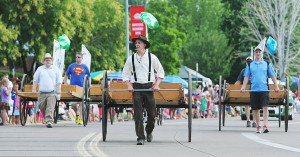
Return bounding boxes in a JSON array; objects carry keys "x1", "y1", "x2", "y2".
[{"x1": 173, "y1": 131, "x2": 217, "y2": 157}]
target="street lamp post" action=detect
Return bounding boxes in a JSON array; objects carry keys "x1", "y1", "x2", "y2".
[
  {"x1": 196, "y1": 63, "x2": 198, "y2": 83},
  {"x1": 125, "y1": 0, "x2": 129, "y2": 59}
]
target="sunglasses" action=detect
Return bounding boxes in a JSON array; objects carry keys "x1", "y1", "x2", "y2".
[{"x1": 76, "y1": 56, "x2": 81, "y2": 58}]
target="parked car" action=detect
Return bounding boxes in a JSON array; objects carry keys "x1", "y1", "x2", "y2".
[{"x1": 241, "y1": 90, "x2": 294, "y2": 120}]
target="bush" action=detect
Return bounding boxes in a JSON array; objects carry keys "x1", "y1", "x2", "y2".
[{"x1": 0, "y1": 70, "x2": 24, "y2": 81}]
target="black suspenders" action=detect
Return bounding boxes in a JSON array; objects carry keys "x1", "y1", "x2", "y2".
[
  {"x1": 132, "y1": 52, "x2": 151, "y2": 82},
  {"x1": 148, "y1": 52, "x2": 151, "y2": 81}
]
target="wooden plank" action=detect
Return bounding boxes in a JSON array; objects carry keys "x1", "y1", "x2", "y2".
[
  {"x1": 90, "y1": 84, "x2": 102, "y2": 96},
  {"x1": 109, "y1": 82, "x2": 132, "y2": 100},
  {"x1": 23, "y1": 84, "x2": 77, "y2": 92},
  {"x1": 71, "y1": 86, "x2": 83, "y2": 98},
  {"x1": 155, "y1": 83, "x2": 183, "y2": 101},
  {"x1": 21, "y1": 84, "x2": 83, "y2": 99},
  {"x1": 225, "y1": 84, "x2": 285, "y2": 102}
]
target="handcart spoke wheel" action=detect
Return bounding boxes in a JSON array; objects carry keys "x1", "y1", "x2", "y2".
[
  {"x1": 82, "y1": 75, "x2": 90, "y2": 127},
  {"x1": 19, "y1": 74, "x2": 30, "y2": 126},
  {"x1": 285, "y1": 77, "x2": 289, "y2": 132},
  {"x1": 54, "y1": 101, "x2": 59, "y2": 124},
  {"x1": 102, "y1": 71, "x2": 108, "y2": 141},
  {"x1": 110, "y1": 107, "x2": 114, "y2": 125}
]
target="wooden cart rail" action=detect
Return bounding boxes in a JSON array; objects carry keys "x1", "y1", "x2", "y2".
[
  {"x1": 100, "y1": 70, "x2": 193, "y2": 142},
  {"x1": 218, "y1": 76, "x2": 289, "y2": 132},
  {"x1": 224, "y1": 84, "x2": 286, "y2": 105},
  {"x1": 106, "y1": 82, "x2": 185, "y2": 105},
  {"x1": 17, "y1": 84, "x2": 83, "y2": 99}
]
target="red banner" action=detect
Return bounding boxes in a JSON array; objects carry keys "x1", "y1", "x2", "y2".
[{"x1": 130, "y1": 6, "x2": 146, "y2": 39}]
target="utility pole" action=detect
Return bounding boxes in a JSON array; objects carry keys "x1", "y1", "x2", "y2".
[{"x1": 125, "y1": 0, "x2": 129, "y2": 59}]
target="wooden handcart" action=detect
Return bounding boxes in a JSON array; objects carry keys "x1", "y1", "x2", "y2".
[
  {"x1": 99, "y1": 70, "x2": 194, "y2": 142},
  {"x1": 17, "y1": 74, "x2": 92, "y2": 127},
  {"x1": 218, "y1": 76, "x2": 290, "y2": 132}
]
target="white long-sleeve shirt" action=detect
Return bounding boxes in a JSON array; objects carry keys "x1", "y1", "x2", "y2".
[{"x1": 122, "y1": 52, "x2": 165, "y2": 83}]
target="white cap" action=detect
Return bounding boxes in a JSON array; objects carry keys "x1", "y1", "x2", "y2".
[{"x1": 246, "y1": 56, "x2": 253, "y2": 61}]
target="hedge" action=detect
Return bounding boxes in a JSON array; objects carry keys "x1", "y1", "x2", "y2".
[{"x1": 0, "y1": 70, "x2": 25, "y2": 81}]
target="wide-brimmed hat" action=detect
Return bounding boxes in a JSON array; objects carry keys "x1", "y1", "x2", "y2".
[
  {"x1": 43, "y1": 53, "x2": 53, "y2": 61},
  {"x1": 132, "y1": 35, "x2": 150, "y2": 49}
]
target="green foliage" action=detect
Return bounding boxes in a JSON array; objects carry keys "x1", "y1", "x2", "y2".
[
  {"x1": 146, "y1": 0, "x2": 186, "y2": 75},
  {"x1": 0, "y1": 0, "x2": 125, "y2": 75},
  {"x1": 170, "y1": 0, "x2": 233, "y2": 83},
  {"x1": 0, "y1": 18, "x2": 19, "y2": 67},
  {"x1": 88, "y1": 0, "x2": 126, "y2": 71}
]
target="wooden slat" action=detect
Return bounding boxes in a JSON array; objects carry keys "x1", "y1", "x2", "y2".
[
  {"x1": 90, "y1": 84, "x2": 102, "y2": 96},
  {"x1": 20, "y1": 84, "x2": 83, "y2": 99},
  {"x1": 109, "y1": 82, "x2": 132, "y2": 100},
  {"x1": 155, "y1": 83, "x2": 183, "y2": 101},
  {"x1": 225, "y1": 84, "x2": 285, "y2": 102}
]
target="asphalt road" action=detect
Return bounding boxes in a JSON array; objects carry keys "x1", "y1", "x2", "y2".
[{"x1": 1, "y1": 113, "x2": 300, "y2": 157}]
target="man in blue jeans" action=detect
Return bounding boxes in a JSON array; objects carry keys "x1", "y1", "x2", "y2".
[{"x1": 241, "y1": 46, "x2": 280, "y2": 133}]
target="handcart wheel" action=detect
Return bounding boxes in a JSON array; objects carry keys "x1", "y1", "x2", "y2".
[
  {"x1": 285, "y1": 77, "x2": 289, "y2": 132},
  {"x1": 278, "y1": 106, "x2": 281, "y2": 128},
  {"x1": 19, "y1": 74, "x2": 30, "y2": 126},
  {"x1": 102, "y1": 71, "x2": 108, "y2": 141},
  {"x1": 222, "y1": 80, "x2": 226, "y2": 127},
  {"x1": 54, "y1": 101, "x2": 59, "y2": 124},
  {"x1": 156, "y1": 108, "x2": 163, "y2": 126},
  {"x1": 20, "y1": 98, "x2": 28, "y2": 126},
  {"x1": 188, "y1": 72, "x2": 192, "y2": 142},
  {"x1": 82, "y1": 75, "x2": 90, "y2": 127},
  {"x1": 110, "y1": 107, "x2": 114, "y2": 125},
  {"x1": 218, "y1": 76, "x2": 222, "y2": 131}
]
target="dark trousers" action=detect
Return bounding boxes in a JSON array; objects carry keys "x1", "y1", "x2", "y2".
[{"x1": 133, "y1": 83, "x2": 156, "y2": 140}]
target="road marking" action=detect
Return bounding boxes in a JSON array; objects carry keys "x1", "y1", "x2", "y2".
[
  {"x1": 269, "y1": 121, "x2": 300, "y2": 126},
  {"x1": 77, "y1": 132, "x2": 96, "y2": 157},
  {"x1": 242, "y1": 133, "x2": 300, "y2": 153},
  {"x1": 90, "y1": 133, "x2": 108, "y2": 157}
]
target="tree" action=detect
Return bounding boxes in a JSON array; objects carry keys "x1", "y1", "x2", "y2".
[
  {"x1": 146, "y1": 0, "x2": 186, "y2": 75},
  {"x1": 170, "y1": 0, "x2": 233, "y2": 83},
  {"x1": 240, "y1": 0, "x2": 300, "y2": 80},
  {"x1": 0, "y1": 18, "x2": 19, "y2": 67},
  {"x1": 0, "y1": 0, "x2": 94, "y2": 75},
  {"x1": 87, "y1": 0, "x2": 126, "y2": 72}
]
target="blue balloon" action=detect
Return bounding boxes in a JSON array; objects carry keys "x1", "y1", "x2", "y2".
[{"x1": 267, "y1": 36, "x2": 277, "y2": 55}]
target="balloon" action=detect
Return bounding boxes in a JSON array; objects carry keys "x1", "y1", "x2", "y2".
[
  {"x1": 267, "y1": 36, "x2": 277, "y2": 55},
  {"x1": 58, "y1": 34, "x2": 70, "y2": 50},
  {"x1": 140, "y1": 12, "x2": 159, "y2": 29}
]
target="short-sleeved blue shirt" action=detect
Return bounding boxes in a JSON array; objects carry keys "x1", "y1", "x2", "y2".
[
  {"x1": 244, "y1": 59, "x2": 276, "y2": 91},
  {"x1": 65, "y1": 63, "x2": 90, "y2": 87}
]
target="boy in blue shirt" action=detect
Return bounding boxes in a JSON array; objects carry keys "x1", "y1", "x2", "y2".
[
  {"x1": 241, "y1": 46, "x2": 280, "y2": 133},
  {"x1": 64, "y1": 52, "x2": 91, "y2": 125}
]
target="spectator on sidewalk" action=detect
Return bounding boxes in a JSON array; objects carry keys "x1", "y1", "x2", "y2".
[{"x1": 1, "y1": 78, "x2": 12, "y2": 125}]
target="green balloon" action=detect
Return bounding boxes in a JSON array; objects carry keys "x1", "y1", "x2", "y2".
[
  {"x1": 58, "y1": 34, "x2": 70, "y2": 50},
  {"x1": 140, "y1": 12, "x2": 159, "y2": 29}
]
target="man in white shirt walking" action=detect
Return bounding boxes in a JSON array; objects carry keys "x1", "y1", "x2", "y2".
[
  {"x1": 122, "y1": 35, "x2": 165, "y2": 145},
  {"x1": 32, "y1": 53, "x2": 62, "y2": 128}
]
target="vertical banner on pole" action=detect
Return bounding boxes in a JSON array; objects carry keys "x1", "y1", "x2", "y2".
[
  {"x1": 53, "y1": 39, "x2": 65, "y2": 75},
  {"x1": 130, "y1": 6, "x2": 146, "y2": 39},
  {"x1": 81, "y1": 44, "x2": 91, "y2": 71}
]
